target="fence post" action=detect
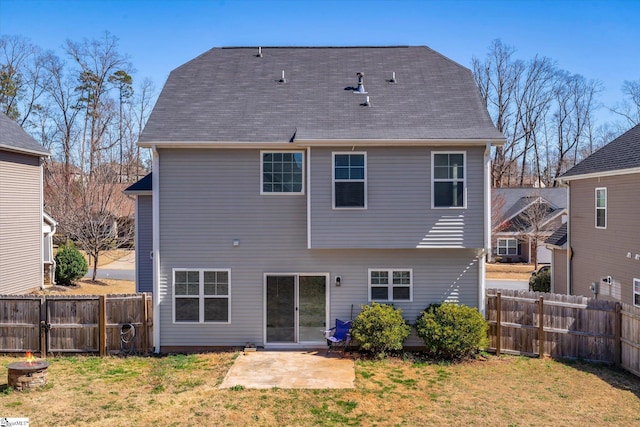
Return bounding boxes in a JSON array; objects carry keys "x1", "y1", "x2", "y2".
[
  {"x1": 141, "y1": 293, "x2": 148, "y2": 355},
  {"x1": 615, "y1": 303, "x2": 622, "y2": 368},
  {"x1": 99, "y1": 295, "x2": 107, "y2": 356},
  {"x1": 538, "y1": 296, "x2": 544, "y2": 359},
  {"x1": 496, "y1": 292, "x2": 501, "y2": 356}
]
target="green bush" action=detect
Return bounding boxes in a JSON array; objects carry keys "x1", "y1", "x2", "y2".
[
  {"x1": 55, "y1": 243, "x2": 88, "y2": 285},
  {"x1": 415, "y1": 303, "x2": 488, "y2": 361},
  {"x1": 530, "y1": 268, "x2": 551, "y2": 292},
  {"x1": 350, "y1": 302, "x2": 411, "y2": 358}
]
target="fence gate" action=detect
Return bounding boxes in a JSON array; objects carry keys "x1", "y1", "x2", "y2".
[
  {"x1": 45, "y1": 297, "x2": 100, "y2": 353},
  {"x1": 0, "y1": 296, "x2": 45, "y2": 355}
]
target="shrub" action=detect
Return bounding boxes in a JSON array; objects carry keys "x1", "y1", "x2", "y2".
[
  {"x1": 530, "y1": 268, "x2": 551, "y2": 292},
  {"x1": 55, "y1": 243, "x2": 88, "y2": 285},
  {"x1": 415, "y1": 303, "x2": 488, "y2": 361},
  {"x1": 350, "y1": 302, "x2": 411, "y2": 358}
]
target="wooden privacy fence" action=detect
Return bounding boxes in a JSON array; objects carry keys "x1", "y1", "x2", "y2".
[
  {"x1": 486, "y1": 289, "x2": 640, "y2": 378},
  {"x1": 0, "y1": 294, "x2": 153, "y2": 356}
]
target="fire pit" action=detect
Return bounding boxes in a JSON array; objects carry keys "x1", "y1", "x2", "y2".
[{"x1": 7, "y1": 352, "x2": 50, "y2": 391}]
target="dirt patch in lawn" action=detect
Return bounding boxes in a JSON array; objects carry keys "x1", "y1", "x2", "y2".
[
  {"x1": 34, "y1": 278, "x2": 135, "y2": 295},
  {"x1": 1, "y1": 353, "x2": 639, "y2": 426},
  {"x1": 486, "y1": 263, "x2": 535, "y2": 280}
]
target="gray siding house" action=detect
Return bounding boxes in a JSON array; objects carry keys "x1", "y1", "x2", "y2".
[
  {"x1": 556, "y1": 124, "x2": 640, "y2": 306},
  {"x1": 131, "y1": 46, "x2": 504, "y2": 352},
  {"x1": 0, "y1": 113, "x2": 50, "y2": 294}
]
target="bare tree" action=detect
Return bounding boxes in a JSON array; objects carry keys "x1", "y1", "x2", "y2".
[
  {"x1": 510, "y1": 192, "x2": 560, "y2": 269},
  {"x1": 610, "y1": 79, "x2": 640, "y2": 127},
  {"x1": 474, "y1": 39, "x2": 603, "y2": 186},
  {"x1": 0, "y1": 35, "x2": 48, "y2": 126},
  {"x1": 65, "y1": 31, "x2": 132, "y2": 178},
  {"x1": 45, "y1": 163, "x2": 135, "y2": 281},
  {"x1": 473, "y1": 40, "x2": 524, "y2": 187}
]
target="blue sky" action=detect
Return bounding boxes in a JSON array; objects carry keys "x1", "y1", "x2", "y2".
[{"x1": 1, "y1": 0, "x2": 639, "y2": 125}]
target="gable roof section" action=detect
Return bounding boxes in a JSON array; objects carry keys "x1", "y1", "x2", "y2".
[
  {"x1": 140, "y1": 46, "x2": 504, "y2": 145},
  {"x1": 493, "y1": 187, "x2": 567, "y2": 226},
  {"x1": 0, "y1": 112, "x2": 50, "y2": 156},
  {"x1": 124, "y1": 173, "x2": 152, "y2": 194},
  {"x1": 561, "y1": 124, "x2": 640, "y2": 180},
  {"x1": 544, "y1": 223, "x2": 567, "y2": 248}
]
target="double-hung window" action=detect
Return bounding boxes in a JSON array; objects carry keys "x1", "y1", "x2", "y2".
[
  {"x1": 595, "y1": 187, "x2": 607, "y2": 228},
  {"x1": 261, "y1": 151, "x2": 304, "y2": 194},
  {"x1": 634, "y1": 278, "x2": 640, "y2": 307},
  {"x1": 333, "y1": 153, "x2": 366, "y2": 208},
  {"x1": 369, "y1": 269, "x2": 412, "y2": 302},
  {"x1": 497, "y1": 238, "x2": 518, "y2": 256},
  {"x1": 174, "y1": 269, "x2": 230, "y2": 323},
  {"x1": 433, "y1": 152, "x2": 465, "y2": 208}
]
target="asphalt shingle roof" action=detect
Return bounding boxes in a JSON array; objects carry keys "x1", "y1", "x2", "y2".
[
  {"x1": 140, "y1": 46, "x2": 504, "y2": 143},
  {"x1": 561, "y1": 124, "x2": 640, "y2": 178},
  {"x1": 545, "y1": 223, "x2": 567, "y2": 247},
  {"x1": 0, "y1": 112, "x2": 49, "y2": 156},
  {"x1": 124, "y1": 173, "x2": 152, "y2": 192},
  {"x1": 493, "y1": 188, "x2": 567, "y2": 226}
]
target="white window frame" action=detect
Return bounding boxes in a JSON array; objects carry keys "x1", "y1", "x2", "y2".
[
  {"x1": 260, "y1": 151, "x2": 305, "y2": 195},
  {"x1": 173, "y1": 268, "x2": 231, "y2": 324},
  {"x1": 332, "y1": 152, "x2": 367, "y2": 209},
  {"x1": 497, "y1": 238, "x2": 518, "y2": 256},
  {"x1": 368, "y1": 268, "x2": 413, "y2": 302},
  {"x1": 595, "y1": 187, "x2": 607, "y2": 229},
  {"x1": 432, "y1": 151, "x2": 467, "y2": 209},
  {"x1": 634, "y1": 278, "x2": 640, "y2": 308}
]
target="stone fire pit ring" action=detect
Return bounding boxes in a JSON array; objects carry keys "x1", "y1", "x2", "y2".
[{"x1": 7, "y1": 360, "x2": 50, "y2": 391}]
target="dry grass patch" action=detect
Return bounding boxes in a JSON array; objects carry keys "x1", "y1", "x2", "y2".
[
  {"x1": 1, "y1": 353, "x2": 639, "y2": 426},
  {"x1": 486, "y1": 262, "x2": 535, "y2": 280},
  {"x1": 34, "y1": 278, "x2": 136, "y2": 295}
]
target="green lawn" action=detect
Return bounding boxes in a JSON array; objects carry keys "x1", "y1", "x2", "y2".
[{"x1": 1, "y1": 352, "x2": 639, "y2": 426}]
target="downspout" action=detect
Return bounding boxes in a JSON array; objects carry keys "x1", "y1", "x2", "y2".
[
  {"x1": 50, "y1": 219, "x2": 57, "y2": 285},
  {"x1": 152, "y1": 145, "x2": 161, "y2": 353},
  {"x1": 480, "y1": 141, "x2": 492, "y2": 313}
]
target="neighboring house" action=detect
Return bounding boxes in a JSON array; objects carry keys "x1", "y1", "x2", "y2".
[
  {"x1": 0, "y1": 112, "x2": 50, "y2": 294},
  {"x1": 124, "y1": 173, "x2": 153, "y2": 293},
  {"x1": 492, "y1": 188, "x2": 566, "y2": 264},
  {"x1": 129, "y1": 46, "x2": 504, "y2": 352},
  {"x1": 543, "y1": 223, "x2": 567, "y2": 293},
  {"x1": 555, "y1": 124, "x2": 640, "y2": 306}
]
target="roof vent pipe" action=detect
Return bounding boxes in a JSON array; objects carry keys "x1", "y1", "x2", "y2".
[
  {"x1": 279, "y1": 70, "x2": 286, "y2": 83},
  {"x1": 257, "y1": 47, "x2": 263, "y2": 57},
  {"x1": 354, "y1": 72, "x2": 367, "y2": 94},
  {"x1": 363, "y1": 96, "x2": 370, "y2": 107},
  {"x1": 390, "y1": 71, "x2": 396, "y2": 83}
]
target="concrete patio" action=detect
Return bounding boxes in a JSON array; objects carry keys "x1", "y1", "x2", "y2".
[{"x1": 219, "y1": 350, "x2": 355, "y2": 389}]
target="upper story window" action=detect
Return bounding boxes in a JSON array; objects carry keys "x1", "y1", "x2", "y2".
[
  {"x1": 634, "y1": 278, "x2": 640, "y2": 307},
  {"x1": 595, "y1": 187, "x2": 607, "y2": 229},
  {"x1": 261, "y1": 151, "x2": 304, "y2": 194},
  {"x1": 432, "y1": 152, "x2": 465, "y2": 208},
  {"x1": 174, "y1": 269, "x2": 230, "y2": 323},
  {"x1": 369, "y1": 269, "x2": 412, "y2": 302},
  {"x1": 497, "y1": 238, "x2": 518, "y2": 256},
  {"x1": 333, "y1": 152, "x2": 366, "y2": 208}
]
